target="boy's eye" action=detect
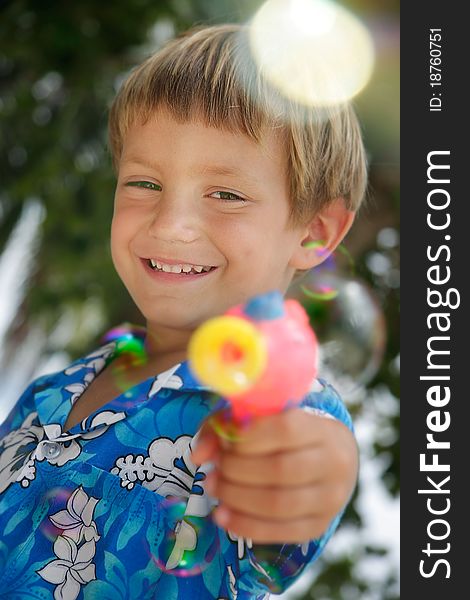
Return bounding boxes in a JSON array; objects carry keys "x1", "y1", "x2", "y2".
[
  {"x1": 211, "y1": 191, "x2": 246, "y2": 202},
  {"x1": 125, "y1": 181, "x2": 162, "y2": 191}
]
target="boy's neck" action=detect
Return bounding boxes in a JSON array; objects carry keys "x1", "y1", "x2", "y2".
[{"x1": 143, "y1": 322, "x2": 192, "y2": 365}]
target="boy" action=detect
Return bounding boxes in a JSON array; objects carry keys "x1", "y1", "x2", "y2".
[{"x1": 0, "y1": 24, "x2": 365, "y2": 599}]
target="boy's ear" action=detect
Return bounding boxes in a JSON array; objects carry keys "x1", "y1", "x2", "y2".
[{"x1": 290, "y1": 198, "x2": 355, "y2": 270}]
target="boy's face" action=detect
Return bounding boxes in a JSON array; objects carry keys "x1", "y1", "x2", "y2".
[{"x1": 111, "y1": 109, "x2": 309, "y2": 333}]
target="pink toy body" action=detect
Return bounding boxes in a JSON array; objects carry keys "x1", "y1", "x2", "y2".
[{"x1": 224, "y1": 293, "x2": 318, "y2": 421}]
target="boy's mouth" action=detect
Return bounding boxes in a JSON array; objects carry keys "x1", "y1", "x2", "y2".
[{"x1": 146, "y1": 258, "x2": 217, "y2": 275}]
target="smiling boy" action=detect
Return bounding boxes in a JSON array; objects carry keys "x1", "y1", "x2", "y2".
[{"x1": 0, "y1": 24, "x2": 365, "y2": 599}]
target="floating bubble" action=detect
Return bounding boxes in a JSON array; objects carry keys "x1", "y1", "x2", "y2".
[
  {"x1": 151, "y1": 496, "x2": 219, "y2": 577},
  {"x1": 39, "y1": 487, "x2": 73, "y2": 541},
  {"x1": 196, "y1": 396, "x2": 246, "y2": 443},
  {"x1": 208, "y1": 408, "x2": 245, "y2": 443},
  {"x1": 299, "y1": 242, "x2": 354, "y2": 301},
  {"x1": 287, "y1": 272, "x2": 386, "y2": 394},
  {"x1": 101, "y1": 323, "x2": 147, "y2": 345},
  {"x1": 101, "y1": 324, "x2": 149, "y2": 395},
  {"x1": 248, "y1": 0, "x2": 375, "y2": 107},
  {"x1": 246, "y1": 544, "x2": 310, "y2": 594},
  {"x1": 102, "y1": 324, "x2": 148, "y2": 368}
]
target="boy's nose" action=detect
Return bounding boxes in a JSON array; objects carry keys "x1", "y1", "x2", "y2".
[{"x1": 147, "y1": 193, "x2": 201, "y2": 244}]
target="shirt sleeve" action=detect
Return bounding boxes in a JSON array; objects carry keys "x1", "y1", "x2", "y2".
[{"x1": 234, "y1": 379, "x2": 354, "y2": 597}]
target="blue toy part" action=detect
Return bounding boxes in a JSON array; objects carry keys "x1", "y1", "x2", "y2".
[{"x1": 243, "y1": 291, "x2": 285, "y2": 321}]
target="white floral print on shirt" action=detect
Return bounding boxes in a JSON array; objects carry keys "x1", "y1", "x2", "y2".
[
  {"x1": 110, "y1": 435, "x2": 194, "y2": 494},
  {"x1": 0, "y1": 410, "x2": 125, "y2": 495},
  {"x1": 37, "y1": 486, "x2": 100, "y2": 599},
  {"x1": 0, "y1": 412, "x2": 45, "y2": 493}
]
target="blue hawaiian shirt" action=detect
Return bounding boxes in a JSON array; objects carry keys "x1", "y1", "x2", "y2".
[{"x1": 0, "y1": 326, "x2": 353, "y2": 599}]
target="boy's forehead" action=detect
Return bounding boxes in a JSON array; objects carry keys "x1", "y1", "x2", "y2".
[{"x1": 120, "y1": 110, "x2": 287, "y2": 175}]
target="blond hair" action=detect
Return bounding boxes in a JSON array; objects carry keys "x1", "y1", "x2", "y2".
[{"x1": 108, "y1": 24, "x2": 367, "y2": 224}]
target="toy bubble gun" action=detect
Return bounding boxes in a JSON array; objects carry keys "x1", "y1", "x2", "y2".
[{"x1": 188, "y1": 290, "x2": 318, "y2": 422}]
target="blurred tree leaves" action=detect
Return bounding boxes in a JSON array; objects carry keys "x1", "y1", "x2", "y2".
[
  {"x1": 1, "y1": 1, "x2": 399, "y2": 598},
  {"x1": 1, "y1": 0, "x2": 193, "y2": 342}
]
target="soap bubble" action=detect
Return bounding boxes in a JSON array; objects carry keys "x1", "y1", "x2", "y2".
[
  {"x1": 208, "y1": 407, "x2": 246, "y2": 443},
  {"x1": 299, "y1": 242, "x2": 353, "y2": 301},
  {"x1": 101, "y1": 324, "x2": 149, "y2": 403},
  {"x1": 151, "y1": 496, "x2": 220, "y2": 577},
  {"x1": 245, "y1": 544, "x2": 311, "y2": 593},
  {"x1": 101, "y1": 324, "x2": 148, "y2": 375},
  {"x1": 39, "y1": 487, "x2": 73, "y2": 541},
  {"x1": 287, "y1": 262, "x2": 386, "y2": 394}
]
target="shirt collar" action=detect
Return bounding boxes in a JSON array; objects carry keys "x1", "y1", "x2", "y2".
[
  {"x1": 101, "y1": 323, "x2": 209, "y2": 391},
  {"x1": 34, "y1": 324, "x2": 210, "y2": 428},
  {"x1": 172, "y1": 361, "x2": 210, "y2": 392}
]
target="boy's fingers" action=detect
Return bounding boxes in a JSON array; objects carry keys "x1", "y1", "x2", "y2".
[
  {"x1": 211, "y1": 477, "x2": 343, "y2": 520},
  {"x1": 213, "y1": 507, "x2": 331, "y2": 544},
  {"x1": 217, "y1": 446, "x2": 329, "y2": 486},
  {"x1": 228, "y1": 410, "x2": 348, "y2": 455}
]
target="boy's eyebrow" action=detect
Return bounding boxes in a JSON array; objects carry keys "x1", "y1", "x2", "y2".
[
  {"x1": 200, "y1": 164, "x2": 252, "y2": 180},
  {"x1": 121, "y1": 157, "x2": 261, "y2": 186}
]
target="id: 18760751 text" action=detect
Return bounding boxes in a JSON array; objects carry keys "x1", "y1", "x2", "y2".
[{"x1": 429, "y1": 28, "x2": 442, "y2": 112}]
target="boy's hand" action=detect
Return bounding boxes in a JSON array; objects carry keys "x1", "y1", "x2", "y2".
[{"x1": 191, "y1": 409, "x2": 358, "y2": 544}]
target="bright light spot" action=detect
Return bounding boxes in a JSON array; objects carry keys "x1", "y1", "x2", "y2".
[
  {"x1": 289, "y1": 0, "x2": 336, "y2": 36},
  {"x1": 249, "y1": 0, "x2": 374, "y2": 106}
]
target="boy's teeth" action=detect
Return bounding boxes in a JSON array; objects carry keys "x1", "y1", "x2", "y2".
[{"x1": 148, "y1": 259, "x2": 212, "y2": 274}]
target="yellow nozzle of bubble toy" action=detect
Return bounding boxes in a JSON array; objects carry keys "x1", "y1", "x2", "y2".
[{"x1": 188, "y1": 316, "x2": 267, "y2": 396}]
